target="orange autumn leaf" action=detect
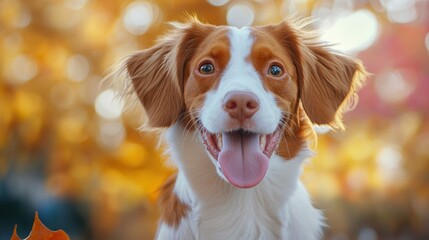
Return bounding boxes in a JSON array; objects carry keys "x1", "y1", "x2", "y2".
[{"x1": 10, "y1": 212, "x2": 70, "y2": 240}]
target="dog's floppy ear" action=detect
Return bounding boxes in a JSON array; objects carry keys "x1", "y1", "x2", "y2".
[
  {"x1": 299, "y1": 41, "x2": 366, "y2": 129},
  {"x1": 262, "y1": 20, "x2": 366, "y2": 129},
  {"x1": 126, "y1": 21, "x2": 211, "y2": 127}
]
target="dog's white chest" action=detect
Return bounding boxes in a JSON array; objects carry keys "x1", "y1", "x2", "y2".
[{"x1": 196, "y1": 189, "x2": 284, "y2": 240}]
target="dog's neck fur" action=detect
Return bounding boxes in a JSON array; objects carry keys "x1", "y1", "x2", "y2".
[{"x1": 161, "y1": 123, "x2": 322, "y2": 239}]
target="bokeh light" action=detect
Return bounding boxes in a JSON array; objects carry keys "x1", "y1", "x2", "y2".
[
  {"x1": 207, "y1": 0, "x2": 229, "y2": 7},
  {"x1": 226, "y1": 3, "x2": 254, "y2": 27},
  {"x1": 6, "y1": 54, "x2": 38, "y2": 85},
  {"x1": 374, "y1": 70, "x2": 414, "y2": 104},
  {"x1": 43, "y1": 4, "x2": 81, "y2": 30},
  {"x1": 123, "y1": 1, "x2": 157, "y2": 36},
  {"x1": 97, "y1": 120, "x2": 126, "y2": 149},
  {"x1": 14, "y1": 8, "x2": 31, "y2": 28},
  {"x1": 358, "y1": 227, "x2": 378, "y2": 240},
  {"x1": 66, "y1": 55, "x2": 91, "y2": 82},
  {"x1": 320, "y1": 9, "x2": 380, "y2": 53},
  {"x1": 381, "y1": 0, "x2": 418, "y2": 23},
  {"x1": 95, "y1": 89, "x2": 124, "y2": 120},
  {"x1": 376, "y1": 144, "x2": 405, "y2": 185},
  {"x1": 64, "y1": 0, "x2": 88, "y2": 10}
]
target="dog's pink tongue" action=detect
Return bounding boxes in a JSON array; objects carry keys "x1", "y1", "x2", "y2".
[{"x1": 218, "y1": 132, "x2": 269, "y2": 188}]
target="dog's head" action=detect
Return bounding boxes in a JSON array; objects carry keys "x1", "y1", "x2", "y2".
[{"x1": 124, "y1": 19, "x2": 365, "y2": 188}]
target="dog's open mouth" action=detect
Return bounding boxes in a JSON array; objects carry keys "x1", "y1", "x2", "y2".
[{"x1": 200, "y1": 126, "x2": 282, "y2": 188}]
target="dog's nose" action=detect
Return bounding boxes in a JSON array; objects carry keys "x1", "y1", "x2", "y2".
[{"x1": 223, "y1": 91, "x2": 259, "y2": 121}]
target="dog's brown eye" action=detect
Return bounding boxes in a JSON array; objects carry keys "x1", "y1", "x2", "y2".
[
  {"x1": 199, "y1": 63, "x2": 215, "y2": 75},
  {"x1": 268, "y1": 65, "x2": 283, "y2": 77}
]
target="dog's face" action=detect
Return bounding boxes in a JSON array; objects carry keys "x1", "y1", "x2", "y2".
[
  {"x1": 184, "y1": 26, "x2": 299, "y2": 188},
  {"x1": 125, "y1": 20, "x2": 365, "y2": 188}
]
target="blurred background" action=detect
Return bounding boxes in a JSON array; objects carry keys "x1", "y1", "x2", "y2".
[{"x1": 0, "y1": 0, "x2": 428, "y2": 239}]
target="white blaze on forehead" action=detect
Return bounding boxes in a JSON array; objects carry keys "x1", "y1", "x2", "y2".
[
  {"x1": 200, "y1": 26, "x2": 282, "y2": 134},
  {"x1": 228, "y1": 27, "x2": 253, "y2": 69},
  {"x1": 222, "y1": 27, "x2": 259, "y2": 91}
]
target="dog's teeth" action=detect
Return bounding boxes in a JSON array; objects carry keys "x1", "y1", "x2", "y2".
[
  {"x1": 260, "y1": 135, "x2": 266, "y2": 150},
  {"x1": 217, "y1": 134, "x2": 222, "y2": 150}
]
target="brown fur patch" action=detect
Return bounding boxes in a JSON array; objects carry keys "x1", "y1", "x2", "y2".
[
  {"x1": 158, "y1": 174, "x2": 190, "y2": 228},
  {"x1": 183, "y1": 27, "x2": 231, "y2": 130},
  {"x1": 277, "y1": 107, "x2": 316, "y2": 160},
  {"x1": 249, "y1": 28, "x2": 299, "y2": 116}
]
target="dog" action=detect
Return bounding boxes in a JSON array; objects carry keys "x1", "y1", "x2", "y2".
[{"x1": 118, "y1": 18, "x2": 366, "y2": 240}]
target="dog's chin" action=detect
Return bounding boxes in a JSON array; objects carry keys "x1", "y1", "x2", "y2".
[{"x1": 198, "y1": 124, "x2": 282, "y2": 188}]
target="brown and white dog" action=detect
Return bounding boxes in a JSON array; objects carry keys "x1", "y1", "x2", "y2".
[{"x1": 120, "y1": 19, "x2": 366, "y2": 239}]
